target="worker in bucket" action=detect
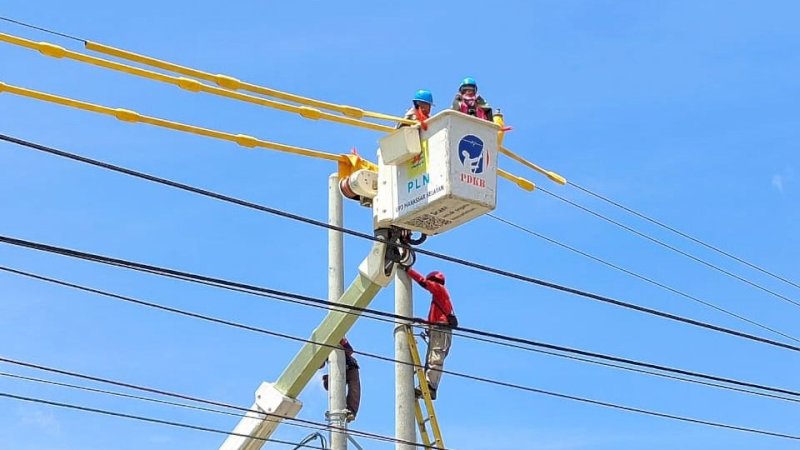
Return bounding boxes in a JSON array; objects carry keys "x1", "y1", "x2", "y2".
[
  {"x1": 402, "y1": 265, "x2": 458, "y2": 400},
  {"x1": 398, "y1": 89, "x2": 433, "y2": 128},
  {"x1": 451, "y1": 77, "x2": 493, "y2": 121},
  {"x1": 321, "y1": 337, "x2": 361, "y2": 421}
]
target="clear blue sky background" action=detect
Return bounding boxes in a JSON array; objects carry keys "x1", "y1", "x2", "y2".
[{"x1": 1, "y1": 1, "x2": 798, "y2": 449}]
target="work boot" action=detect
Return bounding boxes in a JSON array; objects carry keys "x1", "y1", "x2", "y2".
[{"x1": 414, "y1": 385, "x2": 437, "y2": 400}]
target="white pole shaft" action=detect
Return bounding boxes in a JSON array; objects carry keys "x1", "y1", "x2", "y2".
[
  {"x1": 328, "y1": 173, "x2": 347, "y2": 450},
  {"x1": 395, "y1": 270, "x2": 416, "y2": 450}
]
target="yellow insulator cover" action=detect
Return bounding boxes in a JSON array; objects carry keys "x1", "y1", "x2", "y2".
[
  {"x1": 37, "y1": 42, "x2": 67, "y2": 58},
  {"x1": 177, "y1": 77, "x2": 203, "y2": 92},
  {"x1": 113, "y1": 109, "x2": 142, "y2": 122},
  {"x1": 214, "y1": 74, "x2": 242, "y2": 90},
  {"x1": 234, "y1": 134, "x2": 259, "y2": 148}
]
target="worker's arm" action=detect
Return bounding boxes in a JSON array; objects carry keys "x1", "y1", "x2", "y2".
[
  {"x1": 340, "y1": 337, "x2": 355, "y2": 358},
  {"x1": 451, "y1": 94, "x2": 462, "y2": 110},
  {"x1": 477, "y1": 96, "x2": 494, "y2": 120},
  {"x1": 405, "y1": 267, "x2": 430, "y2": 290}
]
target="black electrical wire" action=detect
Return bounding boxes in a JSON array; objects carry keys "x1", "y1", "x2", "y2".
[
  {"x1": 486, "y1": 213, "x2": 799, "y2": 344},
  {"x1": 0, "y1": 391, "x2": 328, "y2": 450},
  {"x1": 3, "y1": 354, "x2": 800, "y2": 443},
  {"x1": 0, "y1": 370, "x2": 410, "y2": 448},
  {"x1": 538, "y1": 186, "x2": 800, "y2": 309},
  {"x1": 3, "y1": 265, "x2": 800, "y2": 405},
  {"x1": 0, "y1": 365, "x2": 425, "y2": 448},
  {"x1": 1, "y1": 133, "x2": 799, "y2": 356},
  {"x1": 569, "y1": 181, "x2": 800, "y2": 292},
  {"x1": 0, "y1": 371, "x2": 248, "y2": 420},
  {"x1": 3, "y1": 207, "x2": 800, "y2": 360},
  {"x1": 0, "y1": 16, "x2": 84, "y2": 42}
]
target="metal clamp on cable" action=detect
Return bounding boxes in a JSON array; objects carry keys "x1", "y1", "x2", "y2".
[{"x1": 376, "y1": 227, "x2": 416, "y2": 276}]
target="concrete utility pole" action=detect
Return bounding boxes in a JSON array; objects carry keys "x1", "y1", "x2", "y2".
[
  {"x1": 327, "y1": 173, "x2": 348, "y2": 450},
  {"x1": 395, "y1": 270, "x2": 416, "y2": 450}
]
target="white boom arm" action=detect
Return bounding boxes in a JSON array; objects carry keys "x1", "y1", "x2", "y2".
[{"x1": 218, "y1": 232, "x2": 399, "y2": 450}]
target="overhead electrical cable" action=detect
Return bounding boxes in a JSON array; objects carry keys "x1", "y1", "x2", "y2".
[
  {"x1": 486, "y1": 213, "x2": 799, "y2": 343},
  {"x1": 0, "y1": 368, "x2": 428, "y2": 448},
  {"x1": 2, "y1": 353, "x2": 799, "y2": 442},
  {"x1": 3, "y1": 265, "x2": 800, "y2": 407},
  {"x1": 1, "y1": 134, "x2": 798, "y2": 355},
  {"x1": 538, "y1": 187, "x2": 800, "y2": 309},
  {"x1": 0, "y1": 391, "x2": 329, "y2": 450},
  {"x1": 569, "y1": 181, "x2": 800, "y2": 292}
]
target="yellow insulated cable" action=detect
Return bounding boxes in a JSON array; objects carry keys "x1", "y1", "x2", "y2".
[
  {"x1": 84, "y1": 41, "x2": 417, "y2": 126},
  {"x1": 498, "y1": 169, "x2": 536, "y2": 191},
  {"x1": 0, "y1": 81, "x2": 534, "y2": 194},
  {"x1": 1, "y1": 32, "x2": 559, "y2": 184},
  {"x1": 0, "y1": 33, "x2": 396, "y2": 134},
  {"x1": 0, "y1": 81, "x2": 341, "y2": 162},
  {"x1": 499, "y1": 146, "x2": 567, "y2": 185}
]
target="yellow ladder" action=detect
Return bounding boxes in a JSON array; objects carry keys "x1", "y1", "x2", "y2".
[{"x1": 404, "y1": 326, "x2": 445, "y2": 449}]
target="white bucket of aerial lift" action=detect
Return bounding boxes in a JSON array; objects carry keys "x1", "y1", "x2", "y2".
[{"x1": 373, "y1": 110, "x2": 499, "y2": 235}]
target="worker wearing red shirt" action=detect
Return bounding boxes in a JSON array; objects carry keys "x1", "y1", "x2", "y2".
[{"x1": 403, "y1": 266, "x2": 458, "y2": 400}]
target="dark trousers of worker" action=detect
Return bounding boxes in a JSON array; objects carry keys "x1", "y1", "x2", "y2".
[
  {"x1": 346, "y1": 366, "x2": 361, "y2": 416},
  {"x1": 425, "y1": 325, "x2": 452, "y2": 391}
]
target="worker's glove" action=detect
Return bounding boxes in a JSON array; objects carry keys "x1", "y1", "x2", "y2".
[{"x1": 447, "y1": 313, "x2": 459, "y2": 328}]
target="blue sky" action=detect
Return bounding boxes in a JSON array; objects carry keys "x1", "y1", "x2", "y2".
[{"x1": 1, "y1": 1, "x2": 799, "y2": 449}]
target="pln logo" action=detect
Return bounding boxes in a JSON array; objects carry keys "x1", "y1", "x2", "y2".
[{"x1": 458, "y1": 135, "x2": 488, "y2": 174}]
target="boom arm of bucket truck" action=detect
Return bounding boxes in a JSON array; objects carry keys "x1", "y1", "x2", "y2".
[{"x1": 218, "y1": 228, "x2": 411, "y2": 450}]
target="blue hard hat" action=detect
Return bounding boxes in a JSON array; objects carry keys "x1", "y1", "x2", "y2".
[
  {"x1": 460, "y1": 77, "x2": 478, "y2": 90},
  {"x1": 413, "y1": 89, "x2": 433, "y2": 105}
]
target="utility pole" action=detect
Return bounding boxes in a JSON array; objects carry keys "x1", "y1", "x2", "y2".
[
  {"x1": 327, "y1": 173, "x2": 348, "y2": 450},
  {"x1": 395, "y1": 270, "x2": 416, "y2": 450}
]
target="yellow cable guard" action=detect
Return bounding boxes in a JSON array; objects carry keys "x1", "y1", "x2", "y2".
[
  {"x1": 0, "y1": 33, "x2": 396, "y2": 133},
  {"x1": 0, "y1": 81, "x2": 343, "y2": 163},
  {"x1": 0, "y1": 81, "x2": 540, "y2": 196},
  {"x1": 500, "y1": 146, "x2": 567, "y2": 185},
  {"x1": 494, "y1": 112, "x2": 564, "y2": 185},
  {"x1": 0, "y1": 33, "x2": 542, "y2": 191},
  {"x1": 80, "y1": 40, "x2": 418, "y2": 126},
  {"x1": 0, "y1": 32, "x2": 563, "y2": 186},
  {"x1": 498, "y1": 169, "x2": 536, "y2": 191}
]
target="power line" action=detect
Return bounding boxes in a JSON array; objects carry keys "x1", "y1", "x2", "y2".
[
  {"x1": 0, "y1": 371, "x2": 324, "y2": 437},
  {"x1": 4, "y1": 264, "x2": 800, "y2": 410},
  {"x1": 0, "y1": 371, "x2": 247, "y2": 420},
  {"x1": 7, "y1": 264, "x2": 800, "y2": 440},
  {"x1": 569, "y1": 181, "x2": 800, "y2": 292},
  {"x1": 1, "y1": 134, "x2": 799, "y2": 355},
  {"x1": 0, "y1": 371, "x2": 408, "y2": 448},
  {"x1": 0, "y1": 391, "x2": 328, "y2": 450},
  {"x1": 3, "y1": 354, "x2": 800, "y2": 443},
  {"x1": 0, "y1": 365, "x2": 422, "y2": 448},
  {"x1": 0, "y1": 16, "x2": 84, "y2": 42},
  {"x1": 486, "y1": 213, "x2": 799, "y2": 343},
  {"x1": 3, "y1": 213, "x2": 800, "y2": 360},
  {"x1": 538, "y1": 186, "x2": 800, "y2": 309}
]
